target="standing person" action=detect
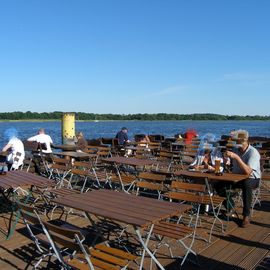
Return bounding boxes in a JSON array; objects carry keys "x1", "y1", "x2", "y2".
[
  {"x1": 115, "y1": 127, "x2": 130, "y2": 146},
  {"x1": 2, "y1": 127, "x2": 25, "y2": 170},
  {"x1": 27, "y1": 128, "x2": 53, "y2": 153},
  {"x1": 225, "y1": 129, "x2": 261, "y2": 227}
]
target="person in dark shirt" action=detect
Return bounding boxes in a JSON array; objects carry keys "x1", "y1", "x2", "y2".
[{"x1": 115, "y1": 127, "x2": 129, "y2": 146}]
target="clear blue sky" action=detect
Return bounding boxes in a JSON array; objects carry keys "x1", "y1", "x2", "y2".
[{"x1": 0, "y1": 0, "x2": 269, "y2": 116}]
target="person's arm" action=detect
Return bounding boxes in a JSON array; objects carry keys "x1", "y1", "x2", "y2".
[
  {"x1": 2, "y1": 143, "x2": 12, "y2": 152},
  {"x1": 124, "y1": 133, "x2": 129, "y2": 143},
  {"x1": 189, "y1": 156, "x2": 199, "y2": 168},
  {"x1": 27, "y1": 135, "x2": 38, "y2": 141},
  {"x1": 226, "y1": 151, "x2": 252, "y2": 175}
]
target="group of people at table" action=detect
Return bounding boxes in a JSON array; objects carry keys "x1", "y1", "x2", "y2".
[
  {"x1": 0, "y1": 126, "x2": 262, "y2": 228},
  {"x1": 117, "y1": 127, "x2": 261, "y2": 228}
]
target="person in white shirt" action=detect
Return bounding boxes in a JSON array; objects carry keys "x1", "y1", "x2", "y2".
[
  {"x1": 27, "y1": 128, "x2": 53, "y2": 153},
  {"x1": 2, "y1": 127, "x2": 25, "y2": 170}
]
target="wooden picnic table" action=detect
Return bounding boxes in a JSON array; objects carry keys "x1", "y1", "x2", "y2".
[
  {"x1": 52, "y1": 189, "x2": 191, "y2": 270},
  {"x1": 102, "y1": 156, "x2": 157, "y2": 167},
  {"x1": 174, "y1": 169, "x2": 248, "y2": 183},
  {"x1": 51, "y1": 144, "x2": 79, "y2": 151},
  {"x1": 0, "y1": 170, "x2": 52, "y2": 239},
  {"x1": 174, "y1": 169, "x2": 249, "y2": 224},
  {"x1": 0, "y1": 170, "x2": 52, "y2": 190},
  {"x1": 53, "y1": 151, "x2": 91, "y2": 160},
  {"x1": 102, "y1": 157, "x2": 159, "y2": 192}
]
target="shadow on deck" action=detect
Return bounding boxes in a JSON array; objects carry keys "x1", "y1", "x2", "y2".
[{"x1": 0, "y1": 188, "x2": 269, "y2": 270}]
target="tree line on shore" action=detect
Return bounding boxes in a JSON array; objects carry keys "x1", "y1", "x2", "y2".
[{"x1": 0, "y1": 111, "x2": 269, "y2": 121}]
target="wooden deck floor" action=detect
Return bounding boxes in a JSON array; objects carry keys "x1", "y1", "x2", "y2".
[{"x1": 0, "y1": 185, "x2": 269, "y2": 270}]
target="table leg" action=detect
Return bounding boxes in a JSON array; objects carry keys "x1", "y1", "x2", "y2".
[
  {"x1": 135, "y1": 224, "x2": 165, "y2": 270},
  {"x1": 7, "y1": 190, "x2": 32, "y2": 240}
]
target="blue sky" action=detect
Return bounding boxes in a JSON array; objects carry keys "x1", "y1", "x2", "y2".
[{"x1": 0, "y1": 0, "x2": 269, "y2": 116}]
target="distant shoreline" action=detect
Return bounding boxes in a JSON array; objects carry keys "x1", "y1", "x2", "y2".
[
  {"x1": 0, "y1": 119, "x2": 270, "y2": 122},
  {"x1": 0, "y1": 112, "x2": 269, "y2": 121}
]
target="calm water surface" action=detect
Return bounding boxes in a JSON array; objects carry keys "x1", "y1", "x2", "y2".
[{"x1": 0, "y1": 120, "x2": 269, "y2": 147}]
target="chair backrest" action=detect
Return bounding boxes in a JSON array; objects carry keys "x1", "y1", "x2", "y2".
[
  {"x1": 35, "y1": 202, "x2": 138, "y2": 270},
  {"x1": 138, "y1": 172, "x2": 166, "y2": 182},
  {"x1": 165, "y1": 181, "x2": 206, "y2": 205},
  {"x1": 16, "y1": 201, "x2": 47, "y2": 253},
  {"x1": 158, "y1": 150, "x2": 174, "y2": 159},
  {"x1": 11, "y1": 151, "x2": 23, "y2": 170},
  {"x1": 23, "y1": 140, "x2": 39, "y2": 151},
  {"x1": 73, "y1": 161, "x2": 93, "y2": 170},
  {"x1": 171, "y1": 181, "x2": 206, "y2": 193},
  {"x1": 17, "y1": 201, "x2": 93, "y2": 269}
]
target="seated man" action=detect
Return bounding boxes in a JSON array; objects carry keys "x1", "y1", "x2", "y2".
[
  {"x1": 115, "y1": 127, "x2": 129, "y2": 146},
  {"x1": 27, "y1": 128, "x2": 53, "y2": 153},
  {"x1": 27, "y1": 128, "x2": 53, "y2": 174},
  {"x1": 2, "y1": 128, "x2": 25, "y2": 170},
  {"x1": 225, "y1": 129, "x2": 261, "y2": 227}
]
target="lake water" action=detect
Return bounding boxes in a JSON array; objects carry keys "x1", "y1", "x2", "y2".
[{"x1": 0, "y1": 120, "x2": 269, "y2": 146}]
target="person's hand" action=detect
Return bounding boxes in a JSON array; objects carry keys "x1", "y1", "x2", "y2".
[
  {"x1": 226, "y1": 150, "x2": 237, "y2": 159},
  {"x1": 204, "y1": 163, "x2": 209, "y2": 170}
]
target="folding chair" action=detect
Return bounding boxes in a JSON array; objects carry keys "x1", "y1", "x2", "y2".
[
  {"x1": 149, "y1": 188, "x2": 201, "y2": 268},
  {"x1": 135, "y1": 172, "x2": 166, "y2": 200},
  {"x1": 17, "y1": 201, "x2": 91, "y2": 269},
  {"x1": 48, "y1": 157, "x2": 72, "y2": 188},
  {"x1": 70, "y1": 161, "x2": 111, "y2": 190},
  {"x1": 165, "y1": 181, "x2": 225, "y2": 243},
  {"x1": 251, "y1": 180, "x2": 262, "y2": 216},
  {"x1": 150, "y1": 220, "x2": 199, "y2": 269},
  {"x1": 154, "y1": 150, "x2": 175, "y2": 172},
  {"x1": 39, "y1": 216, "x2": 139, "y2": 270},
  {"x1": 10, "y1": 151, "x2": 23, "y2": 170},
  {"x1": 108, "y1": 171, "x2": 136, "y2": 192},
  {"x1": 16, "y1": 201, "x2": 58, "y2": 269}
]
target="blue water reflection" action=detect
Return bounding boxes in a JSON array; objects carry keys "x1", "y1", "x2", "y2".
[{"x1": 0, "y1": 120, "x2": 269, "y2": 147}]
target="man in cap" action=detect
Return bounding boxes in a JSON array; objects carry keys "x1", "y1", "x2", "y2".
[{"x1": 226, "y1": 129, "x2": 261, "y2": 227}]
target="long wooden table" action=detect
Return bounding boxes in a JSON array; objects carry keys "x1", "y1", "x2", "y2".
[
  {"x1": 102, "y1": 156, "x2": 158, "y2": 167},
  {"x1": 53, "y1": 151, "x2": 92, "y2": 160},
  {"x1": 0, "y1": 170, "x2": 52, "y2": 191},
  {"x1": 0, "y1": 170, "x2": 52, "y2": 239},
  {"x1": 174, "y1": 169, "x2": 248, "y2": 183},
  {"x1": 102, "y1": 157, "x2": 159, "y2": 192},
  {"x1": 52, "y1": 189, "x2": 191, "y2": 269},
  {"x1": 52, "y1": 144, "x2": 79, "y2": 151},
  {"x1": 174, "y1": 169, "x2": 248, "y2": 223}
]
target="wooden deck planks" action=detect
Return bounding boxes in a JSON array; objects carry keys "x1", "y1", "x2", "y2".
[{"x1": 0, "y1": 187, "x2": 269, "y2": 270}]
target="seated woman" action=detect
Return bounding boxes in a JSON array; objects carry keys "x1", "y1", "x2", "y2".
[
  {"x1": 137, "y1": 134, "x2": 150, "y2": 147},
  {"x1": 189, "y1": 146, "x2": 224, "y2": 173},
  {"x1": 75, "y1": 132, "x2": 88, "y2": 152}
]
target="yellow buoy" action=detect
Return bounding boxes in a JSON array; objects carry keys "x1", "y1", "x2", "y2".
[{"x1": 62, "y1": 112, "x2": 75, "y2": 144}]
